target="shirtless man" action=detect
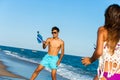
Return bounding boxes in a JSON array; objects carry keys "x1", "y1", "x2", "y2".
[{"x1": 30, "y1": 27, "x2": 64, "y2": 80}]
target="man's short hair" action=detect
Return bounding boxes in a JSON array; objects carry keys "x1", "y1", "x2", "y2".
[{"x1": 52, "y1": 26, "x2": 60, "y2": 32}]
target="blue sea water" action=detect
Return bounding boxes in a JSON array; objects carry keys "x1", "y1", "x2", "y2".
[{"x1": 0, "y1": 45, "x2": 98, "y2": 80}]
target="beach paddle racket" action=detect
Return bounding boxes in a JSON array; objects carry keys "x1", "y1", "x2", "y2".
[{"x1": 37, "y1": 31, "x2": 43, "y2": 43}]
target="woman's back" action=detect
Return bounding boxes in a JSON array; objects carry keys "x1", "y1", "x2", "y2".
[{"x1": 98, "y1": 27, "x2": 120, "y2": 78}]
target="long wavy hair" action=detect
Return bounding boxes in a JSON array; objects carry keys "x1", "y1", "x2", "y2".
[{"x1": 104, "y1": 4, "x2": 120, "y2": 53}]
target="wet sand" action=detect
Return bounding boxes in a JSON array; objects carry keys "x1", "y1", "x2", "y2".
[{"x1": 0, "y1": 61, "x2": 24, "y2": 79}]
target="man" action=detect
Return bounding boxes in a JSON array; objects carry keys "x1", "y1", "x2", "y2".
[{"x1": 30, "y1": 26, "x2": 64, "y2": 80}]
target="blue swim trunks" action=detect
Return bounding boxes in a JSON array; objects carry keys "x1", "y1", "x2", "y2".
[{"x1": 40, "y1": 54, "x2": 59, "y2": 69}]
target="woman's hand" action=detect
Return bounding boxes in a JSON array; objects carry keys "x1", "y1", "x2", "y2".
[{"x1": 81, "y1": 57, "x2": 91, "y2": 66}]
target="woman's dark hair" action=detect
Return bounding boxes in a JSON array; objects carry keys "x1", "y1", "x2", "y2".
[
  {"x1": 52, "y1": 26, "x2": 60, "y2": 32},
  {"x1": 104, "y1": 4, "x2": 120, "y2": 53}
]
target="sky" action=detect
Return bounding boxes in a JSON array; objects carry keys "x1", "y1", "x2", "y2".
[{"x1": 0, "y1": 0, "x2": 120, "y2": 56}]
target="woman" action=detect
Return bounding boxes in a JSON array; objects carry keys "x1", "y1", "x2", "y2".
[{"x1": 82, "y1": 4, "x2": 120, "y2": 80}]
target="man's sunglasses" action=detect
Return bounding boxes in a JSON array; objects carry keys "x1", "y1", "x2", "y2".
[{"x1": 52, "y1": 32, "x2": 57, "y2": 34}]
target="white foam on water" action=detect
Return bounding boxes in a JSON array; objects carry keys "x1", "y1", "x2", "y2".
[
  {"x1": 4, "y1": 50, "x2": 93, "y2": 80},
  {"x1": 4, "y1": 50, "x2": 38, "y2": 64},
  {"x1": 57, "y1": 64, "x2": 93, "y2": 80}
]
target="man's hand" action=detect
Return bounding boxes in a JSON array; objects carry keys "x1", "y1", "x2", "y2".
[
  {"x1": 57, "y1": 60, "x2": 61, "y2": 66},
  {"x1": 42, "y1": 41, "x2": 46, "y2": 49},
  {"x1": 81, "y1": 57, "x2": 91, "y2": 66},
  {"x1": 43, "y1": 41, "x2": 46, "y2": 44}
]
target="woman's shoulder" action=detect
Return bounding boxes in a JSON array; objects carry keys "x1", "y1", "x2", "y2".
[
  {"x1": 98, "y1": 26, "x2": 108, "y2": 41},
  {"x1": 98, "y1": 26, "x2": 108, "y2": 33},
  {"x1": 98, "y1": 26, "x2": 106, "y2": 31}
]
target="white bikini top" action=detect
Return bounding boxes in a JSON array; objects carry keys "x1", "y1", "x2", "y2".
[{"x1": 98, "y1": 40, "x2": 120, "y2": 79}]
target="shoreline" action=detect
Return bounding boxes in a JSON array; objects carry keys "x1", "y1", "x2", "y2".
[
  {"x1": 0, "y1": 60, "x2": 25, "y2": 79},
  {"x1": 0, "y1": 50, "x2": 69, "y2": 80}
]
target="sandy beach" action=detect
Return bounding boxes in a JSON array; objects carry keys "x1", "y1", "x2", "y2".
[
  {"x1": 0, "y1": 61, "x2": 19, "y2": 77},
  {"x1": 0, "y1": 61, "x2": 25, "y2": 80}
]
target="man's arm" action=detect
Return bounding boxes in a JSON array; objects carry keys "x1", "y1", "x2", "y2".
[
  {"x1": 57, "y1": 41, "x2": 64, "y2": 65},
  {"x1": 43, "y1": 38, "x2": 50, "y2": 49}
]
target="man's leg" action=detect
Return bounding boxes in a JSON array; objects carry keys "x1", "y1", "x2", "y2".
[
  {"x1": 30, "y1": 64, "x2": 44, "y2": 80},
  {"x1": 51, "y1": 69, "x2": 57, "y2": 80}
]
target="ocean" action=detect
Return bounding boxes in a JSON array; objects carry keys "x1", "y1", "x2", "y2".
[{"x1": 0, "y1": 45, "x2": 98, "y2": 80}]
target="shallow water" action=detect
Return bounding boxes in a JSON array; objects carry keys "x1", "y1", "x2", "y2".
[{"x1": 0, "y1": 45, "x2": 98, "y2": 80}]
